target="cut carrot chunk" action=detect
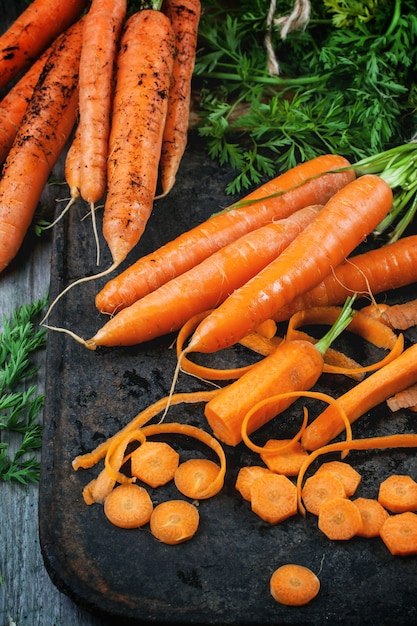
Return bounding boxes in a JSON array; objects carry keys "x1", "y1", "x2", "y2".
[
  {"x1": 380, "y1": 511, "x2": 417, "y2": 556},
  {"x1": 250, "y1": 473, "x2": 298, "y2": 524},
  {"x1": 270, "y1": 564, "x2": 320, "y2": 606},
  {"x1": 301, "y1": 470, "x2": 346, "y2": 516},
  {"x1": 103, "y1": 483, "x2": 154, "y2": 529},
  {"x1": 318, "y1": 496, "x2": 363, "y2": 540},
  {"x1": 150, "y1": 499, "x2": 199, "y2": 544},
  {"x1": 174, "y1": 458, "x2": 221, "y2": 500},
  {"x1": 315, "y1": 461, "x2": 361, "y2": 497},
  {"x1": 235, "y1": 465, "x2": 274, "y2": 502},
  {"x1": 130, "y1": 440, "x2": 180, "y2": 488},
  {"x1": 260, "y1": 438, "x2": 309, "y2": 476},
  {"x1": 353, "y1": 497, "x2": 389, "y2": 538},
  {"x1": 378, "y1": 475, "x2": 417, "y2": 513}
]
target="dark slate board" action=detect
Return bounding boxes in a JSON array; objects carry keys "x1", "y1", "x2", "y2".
[{"x1": 39, "y1": 132, "x2": 417, "y2": 625}]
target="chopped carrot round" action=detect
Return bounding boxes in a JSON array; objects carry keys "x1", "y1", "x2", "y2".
[
  {"x1": 353, "y1": 497, "x2": 389, "y2": 538},
  {"x1": 260, "y1": 438, "x2": 309, "y2": 477},
  {"x1": 318, "y1": 496, "x2": 363, "y2": 540},
  {"x1": 270, "y1": 564, "x2": 320, "y2": 606},
  {"x1": 250, "y1": 473, "x2": 298, "y2": 524},
  {"x1": 174, "y1": 458, "x2": 221, "y2": 500},
  {"x1": 150, "y1": 499, "x2": 199, "y2": 545},
  {"x1": 380, "y1": 511, "x2": 417, "y2": 556},
  {"x1": 315, "y1": 460, "x2": 361, "y2": 497},
  {"x1": 301, "y1": 470, "x2": 346, "y2": 516},
  {"x1": 103, "y1": 483, "x2": 154, "y2": 529},
  {"x1": 130, "y1": 440, "x2": 180, "y2": 488},
  {"x1": 378, "y1": 474, "x2": 417, "y2": 513},
  {"x1": 235, "y1": 465, "x2": 273, "y2": 502}
]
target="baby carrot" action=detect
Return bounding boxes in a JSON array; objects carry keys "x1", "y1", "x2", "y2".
[
  {"x1": 150, "y1": 499, "x2": 199, "y2": 544},
  {"x1": 301, "y1": 471, "x2": 346, "y2": 516},
  {"x1": 250, "y1": 473, "x2": 298, "y2": 524},
  {"x1": 377, "y1": 475, "x2": 417, "y2": 514},
  {"x1": 235, "y1": 465, "x2": 274, "y2": 502},
  {"x1": 301, "y1": 342, "x2": 417, "y2": 452},
  {"x1": 0, "y1": 17, "x2": 84, "y2": 274},
  {"x1": 103, "y1": 483, "x2": 154, "y2": 529},
  {"x1": 186, "y1": 174, "x2": 393, "y2": 354},
  {"x1": 0, "y1": 0, "x2": 87, "y2": 91},
  {"x1": 317, "y1": 496, "x2": 363, "y2": 540},
  {"x1": 353, "y1": 497, "x2": 389, "y2": 538},
  {"x1": 95, "y1": 153, "x2": 355, "y2": 314},
  {"x1": 270, "y1": 564, "x2": 320, "y2": 606},
  {"x1": 130, "y1": 440, "x2": 180, "y2": 488},
  {"x1": 157, "y1": 0, "x2": 201, "y2": 197},
  {"x1": 379, "y1": 511, "x2": 417, "y2": 556},
  {"x1": 174, "y1": 458, "x2": 221, "y2": 499}
]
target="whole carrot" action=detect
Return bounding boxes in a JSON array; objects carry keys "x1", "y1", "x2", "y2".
[
  {"x1": 102, "y1": 9, "x2": 175, "y2": 267},
  {"x1": 85, "y1": 205, "x2": 321, "y2": 348},
  {"x1": 96, "y1": 153, "x2": 355, "y2": 314},
  {"x1": 0, "y1": 18, "x2": 84, "y2": 274},
  {"x1": 0, "y1": 0, "x2": 87, "y2": 92},
  {"x1": 186, "y1": 174, "x2": 393, "y2": 354},
  {"x1": 157, "y1": 0, "x2": 201, "y2": 198}
]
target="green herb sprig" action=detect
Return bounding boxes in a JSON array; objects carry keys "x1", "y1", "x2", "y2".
[{"x1": 0, "y1": 296, "x2": 47, "y2": 484}]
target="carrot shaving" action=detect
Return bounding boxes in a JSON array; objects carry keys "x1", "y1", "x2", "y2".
[{"x1": 387, "y1": 384, "x2": 417, "y2": 412}]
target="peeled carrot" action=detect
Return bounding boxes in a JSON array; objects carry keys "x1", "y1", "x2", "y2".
[
  {"x1": 235, "y1": 465, "x2": 274, "y2": 502},
  {"x1": 103, "y1": 483, "x2": 154, "y2": 529},
  {"x1": 85, "y1": 205, "x2": 322, "y2": 347},
  {"x1": 0, "y1": 17, "x2": 84, "y2": 274},
  {"x1": 301, "y1": 342, "x2": 417, "y2": 452},
  {"x1": 149, "y1": 499, "x2": 199, "y2": 544},
  {"x1": 186, "y1": 174, "x2": 393, "y2": 354},
  {"x1": 301, "y1": 471, "x2": 346, "y2": 516},
  {"x1": 314, "y1": 461, "x2": 361, "y2": 497},
  {"x1": 361, "y1": 298, "x2": 417, "y2": 331},
  {"x1": 317, "y1": 496, "x2": 363, "y2": 540},
  {"x1": 377, "y1": 475, "x2": 417, "y2": 514},
  {"x1": 174, "y1": 458, "x2": 221, "y2": 499},
  {"x1": 95, "y1": 153, "x2": 355, "y2": 314},
  {"x1": 0, "y1": 0, "x2": 87, "y2": 92},
  {"x1": 353, "y1": 497, "x2": 389, "y2": 538},
  {"x1": 270, "y1": 564, "x2": 320, "y2": 606},
  {"x1": 157, "y1": 0, "x2": 201, "y2": 197},
  {"x1": 250, "y1": 473, "x2": 298, "y2": 524},
  {"x1": 380, "y1": 511, "x2": 417, "y2": 556}
]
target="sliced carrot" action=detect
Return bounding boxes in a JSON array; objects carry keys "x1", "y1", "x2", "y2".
[
  {"x1": 317, "y1": 496, "x2": 363, "y2": 540},
  {"x1": 150, "y1": 499, "x2": 199, "y2": 544},
  {"x1": 315, "y1": 461, "x2": 361, "y2": 497},
  {"x1": 250, "y1": 473, "x2": 298, "y2": 524},
  {"x1": 130, "y1": 440, "x2": 180, "y2": 488},
  {"x1": 260, "y1": 439, "x2": 309, "y2": 477},
  {"x1": 174, "y1": 458, "x2": 221, "y2": 500},
  {"x1": 103, "y1": 483, "x2": 154, "y2": 529},
  {"x1": 377, "y1": 475, "x2": 417, "y2": 514},
  {"x1": 301, "y1": 471, "x2": 346, "y2": 516},
  {"x1": 270, "y1": 564, "x2": 320, "y2": 606},
  {"x1": 379, "y1": 511, "x2": 417, "y2": 556},
  {"x1": 353, "y1": 497, "x2": 389, "y2": 538},
  {"x1": 235, "y1": 465, "x2": 274, "y2": 502}
]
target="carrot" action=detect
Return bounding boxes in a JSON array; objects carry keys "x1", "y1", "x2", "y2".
[
  {"x1": 0, "y1": 17, "x2": 84, "y2": 274},
  {"x1": 260, "y1": 439, "x2": 309, "y2": 477},
  {"x1": 301, "y1": 342, "x2": 417, "y2": 452},
  {"x1": 157, "y1": 0, "x2": 201, "y2": 198},
  {"x1": 95, "y1": 153, "x2": 355, "y2": 314},
  {"x1": 185, "y1": 175, "x2": 393, "y2": 354},
  {"x1": 130, "y1": 440, "x2": 180, "y2": 488},
  {"x1": 174, "y1": 458, "x2": 221, "y2": 499},
  {"x1": 204, "y1": 297, "x2": 356, "y2": 446},
  {"x1": 377, "y1": 475, "x2": 417, "y2": 514},
  {"x1": 235, "y1": 465, "x2": 274, "y2": 502},
  {"x1": 272, "y1": 234, "x2": 417, "y2": 323},
  {"x1": 85, "y1": 205, "x2": 322, "y2": 348},
  {"x1": 301, "y1": 471, "x2": 346, "y2": 516},
  {"x1": 250, "y1": 473, "x2": 298, "y2": 524},
  {"x1": 103, "y1": 483, "x2": 154, "y2": 529},
  {"x1": 270, "y1": 564, "x2": 320, "y2": 606},
  {"x1": 379, "y1": 511, "x2": 417, "y2": 556},
  {"x1": 353, "y1": 497, "x2": 389, "y2": 538},
  {"x1": 361, "y1": 298, "x2": 417, "y2": 331},
  {"x1": 314, "y1": 460, "x2": 361, "y2": 497},
  {"x1": 149, "y1": 499, "x2": 199, "y2": 544},
  {"x1": 317, "y1": 496, "x2": 363, "y2": 540},
  {"x1": 0, "y1": 0, "x2": 87, "y2": 92},
  {"x1": 387, "y1": 384, "x2": 417, "y2": 413}
]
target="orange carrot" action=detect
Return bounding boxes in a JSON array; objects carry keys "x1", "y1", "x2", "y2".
[
  {"x1": 235, "y1": 465, "x2": 274, "y2": 502},
  {"x1": 103, "y1": 483, "x2": 154, "y2": 529},
  {"x1": 157, "y1": 0, "x2": 201, "y2": 197},
  {"x1": 260, "y1": 439, "x2": 309, "y2": 477},
  {"x1": 130, "y1": 440, "x2": 180, "y2": 488},
  {"x1": 185, "y1": 175, "x2": 393, "y2": 354},
  {"x1": 353, "y1": 497, "x2": 389, "y2": 538},
  {"x1": 317, "y1": 496, "x2": 363, "y2": 540},
  {"x1": 301, "y1": 342, "x2": 417, "y2": 452},
  {"x1": 0, "y1": 17, "x2": 84, "y2": 274},
  {"x1": 301, "y1": 471, "x2": 346, "y2": 516},
  {"x1": 377, "y1": 475, "x2": 417, "y2": 514},
  {"x1": 250, "y1": 473, "x2": 298, "y2": 524},
  {"x1": 85, "y1": 205, "x2": 322, "y2": 348},
  {"x1": 387, "y1": 384, "x2": 417, "y2": 413},
  {"x1": 149, "y1": 499, "x2": 199, "y2": 544},
  {"x1": 314, "y1": 460, "x2": 361, "y2": 497},
  {"x1": 361, "y1": 298, "x2": 417, "y2": 331},
  {"x1": 0, "y1": 0, "x2": 87, "y2": 92},
  {"x1": 174, "y1": 458, "x2": 221, "y2": 499},
  {"x1": 270, "y1": 564, "x2": 320, "y2": 606},
  {"x1": 95, "y1": 153, "x2": 355, "y2": 314},
  {"x1": 379, "y1": 511, "x2": 417, "y2": 556}
]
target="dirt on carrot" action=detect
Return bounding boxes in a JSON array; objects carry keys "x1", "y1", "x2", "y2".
[
  {"x1": 103, "y1": 483, "x2": 154, "y2": 529},
  {"x1": 377, "y1": 475, "x2": 417, "y2": 514},
  {"x1": 317, "y1": 496, "x2": 363, "y2": 540},
  {"x1": 270, "y1": 564, "x2": 320, "y2": 606},
  {"x1": 174, "y1": 458, "x2": 222, "y2": 500},
  {"x1": 379, "y1": 511, "x2": 417, "y2": 556},
  {"x1": 250, "y1": 473, "x2": 298, "y2": 524},
  {"x1": 353, "y1": 497, "x2": 389, "y2": 538},
  {"x1": 130, "y1": 440, "x2": 180, "y2": 488},
  {"x1": 149, "y1": 499, "x2": 200, "y2": 544}
]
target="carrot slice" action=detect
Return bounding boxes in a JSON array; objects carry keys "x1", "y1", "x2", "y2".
[
  {"x1": 130, "y1": 440, "x2": 180, "y2": 488},
  {"x1": 235, "y1": 465, "x2": 274, "y2": 502},
  {"x1": 380, "y1": 511, "x2": 417, "y2": 556},
  {"x1": 103, "y1": 483, "x2": 154, "y2": 529},
  {"x1": 270, "y1": 564, "x2": 320, "y2": 606},
  {"x1": 353, "y1": 497, "x2": 389, "y2": 538},
  {"x1": 301, "y1": 471, "x2": 346, "y2": 516},
  {"x1": 315, "y1": 460, "x2": 361, "y2": 497},
  {"x1": 250, "y1": 473, "x2": 298, "y2": 524},
  {"x1": 377, "y1": 475, "x2": 417, "y2": 513},
  {"x1": 150, "y1": 499, "x2": 199, "y2": 544},
  {"x1": 260, "y1": 439, "x2": 309, "y2": 477},
  {"x1": 318, "y1": 496, "x2": 363, "y2": 540},
  {"x1": 174, "y1": 458, "x2": 221, "y2": 500}
]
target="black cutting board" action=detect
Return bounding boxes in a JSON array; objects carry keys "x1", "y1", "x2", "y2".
[{"x1": 39, "y1": 132, "x2": 417, "y2": 625}]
